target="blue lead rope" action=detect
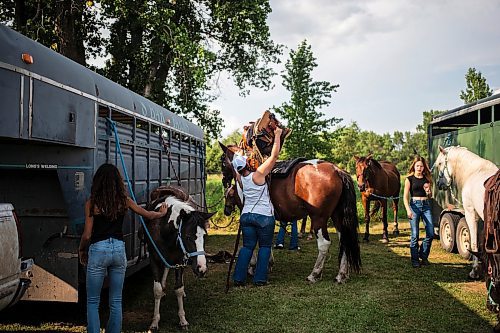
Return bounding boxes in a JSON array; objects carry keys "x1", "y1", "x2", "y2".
[{"x1": 106, "y1": 118, "x2": 177, "y2": 269}]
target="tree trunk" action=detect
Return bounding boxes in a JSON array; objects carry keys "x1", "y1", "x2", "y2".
[{"x1": 55, "y1": 0, "x2": 86, "y2": 65}]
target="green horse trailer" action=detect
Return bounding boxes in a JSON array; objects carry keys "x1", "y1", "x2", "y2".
[
  {"x1": 0, "y1": 25, "x2": 207, "y2": 303},
  {"x1": 428, "y1": 93, "x2": 500, "y2": 259}
]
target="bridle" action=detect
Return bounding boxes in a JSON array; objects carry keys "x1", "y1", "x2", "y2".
[
  {"x1": 177, "y1": 218, "x2": 205, "y2": 264},
  {"x1": 438, "y1": 151, "x2": 453, "y2": 189}
]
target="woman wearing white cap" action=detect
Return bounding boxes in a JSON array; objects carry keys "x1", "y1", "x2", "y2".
[{"x1": 232, "y1": 127, "x2": 283, "y2": 286}]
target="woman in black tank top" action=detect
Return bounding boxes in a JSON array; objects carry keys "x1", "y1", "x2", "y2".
[
  {"x1": 403, "y1": 156, "x2": 434, "y2": 268},
  {"x1": 78, "y1": 164, "x2": 168, "y2": 333}
]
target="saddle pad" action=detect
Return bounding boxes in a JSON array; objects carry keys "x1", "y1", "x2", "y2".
[{"x1": 271, "y1": 157, "x2": 308, "y2": 178}]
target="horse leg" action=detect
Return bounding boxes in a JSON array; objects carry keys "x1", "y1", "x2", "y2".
[
  {"x1": 306, "y1": 225, "x2": 330, "y2": 283},
  {"x1": 381, "y1": 199, "x2": 389, "y2": 243},
  {"x1": 464, "y1": 207, "x2": 480, "y2": 279},
  {"x1": 363, "y1": 195, "x2": 371, "y2": 242},
  {"x1": 174, "y1": 269, "x2": 189, "y2": 330},
  {"x1": 393, "y1": 198, "x2": 400, "y2": 236},
  {"x1": 248, "y1": 251, "x2": 257, "y2": 276},
  {"x1": 148, "y1": 267, "x2": 169, "y2": 332}
]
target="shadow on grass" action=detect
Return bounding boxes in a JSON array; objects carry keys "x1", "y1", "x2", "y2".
[{"x1": 0, "y1": 228, "x2": 496, "y2": 333}]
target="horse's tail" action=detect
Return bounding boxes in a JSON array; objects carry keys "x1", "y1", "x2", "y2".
[{"x1": 336, "y1": 170, "x2": 362, "y2": 273}]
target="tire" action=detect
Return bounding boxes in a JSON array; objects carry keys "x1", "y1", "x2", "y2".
[
  {"x1": 456, "y1": 217, "x2": 472, "y2": 260},
  {"x1": 439, "y1": 213, "x2": 459, "y2": 253}
]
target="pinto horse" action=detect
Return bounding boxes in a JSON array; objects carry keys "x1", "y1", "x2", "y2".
[
  {"x1": 144, "y1": 186, "x2": 215, "y2": 331},
  {"x1": 435, "y1": 146, "x2": 498, "y2": 279},
  {"x1": 220, "y1": 143, "x2": 361, "y2": 283},
  {"x1": 354, "y1": 155, "x2": 401, "y2": 243}
]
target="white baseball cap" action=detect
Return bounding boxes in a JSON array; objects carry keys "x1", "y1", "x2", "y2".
[{"x1": 232, "y1": 154, "x2": 247, "y2": 172}]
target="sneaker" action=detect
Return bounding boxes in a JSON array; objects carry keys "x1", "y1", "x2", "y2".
[
  {"x1": 420, "y1": 259, "x2": 430, "y2": 266},
  {"x1": 274, "y1": 244, "x2": 284, "y2": 249}
]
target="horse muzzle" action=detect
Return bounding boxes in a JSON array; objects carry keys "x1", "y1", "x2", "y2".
[
  {"x1": 437, "y1": 179, "x2": 449, "y2": 190},
  {"x1": 223, "y1": 206, "x2": 233, "y2": 216}
]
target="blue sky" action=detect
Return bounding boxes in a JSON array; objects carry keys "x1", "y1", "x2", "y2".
[{"x1": 212, "y1": 0, "x2": 500, "y2": 137}]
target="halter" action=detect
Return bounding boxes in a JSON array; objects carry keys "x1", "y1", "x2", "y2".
[
  {"x1": 176, "y1": 218, "x2": 205, "y2": 262},
  {"x1": 438, "y1": 150, "x2": 462, "y2": 205},
  {"x1": 438, "y1": 151, "x2": 453, "y2": 189}
]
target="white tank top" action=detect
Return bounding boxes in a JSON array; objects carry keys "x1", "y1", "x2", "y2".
[{"x1": 240, "y1": 173, "x2": 274, "y2": 216}]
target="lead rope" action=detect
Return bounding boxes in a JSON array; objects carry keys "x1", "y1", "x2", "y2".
[{"x1": 107, "y1": 118, "x2": 180, "y2": 269}]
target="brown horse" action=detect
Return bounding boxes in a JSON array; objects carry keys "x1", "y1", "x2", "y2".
[
  {"x1": 220, "y1": 143, "x2": 361, "y2": 283},
  {"x1": 354, "y1": 155, "x2": 401, "y2": 243}
]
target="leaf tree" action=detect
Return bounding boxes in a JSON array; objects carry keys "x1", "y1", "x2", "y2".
[
  {"x1": 0, "y1": 0, "x2": 282, "y2": 139},
  {"x1": 459, "y1": 67, "x2": 493, "y2": 104},
  {"x1": 99, "y1": 0, "x2": 282, "y2": 140},
  {"x1": 274, "y1": 40, "x2": 340, "y2": 159}
]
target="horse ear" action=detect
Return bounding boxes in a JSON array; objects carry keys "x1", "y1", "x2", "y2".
[
  {"x1": 439, "y1": 145, "x2": 445, "y2": 154},
  {"x1": 366, "y1": 154, "x2": 373, "y2": 160},
  {"x1": 219, "y1": 141, "x2": 228, "y2": 153}
]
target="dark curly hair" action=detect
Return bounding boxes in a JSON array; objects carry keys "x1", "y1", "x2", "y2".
[{"x1": 89, "y1": 164, "x2": 128, "y2": 221}]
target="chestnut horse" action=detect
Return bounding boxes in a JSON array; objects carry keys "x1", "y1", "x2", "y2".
[
  {"x1": 220, "y1": 143, "x2": 361, "y2": 283},
  {"x1": 354, "y1": 155, "x2": 401, "y2": 243}
]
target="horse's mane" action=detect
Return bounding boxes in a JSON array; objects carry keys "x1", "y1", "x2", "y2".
[{"x1": 448, "y1": 146, "x2": 498, "y2": 188}]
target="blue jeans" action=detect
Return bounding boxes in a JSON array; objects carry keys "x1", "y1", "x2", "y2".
[
  {"x1": 409, "y1": 199, "x2": 434, "y2": 264},
  {"x1": 86, "y1": 238, "x2": 127, "y2": 333},
  {"x1": 233, "y1": 213, "x2": 275, "y2": 284},
  {"x1": 276, "y1": 220, "x2": 299, "y2": 250}
]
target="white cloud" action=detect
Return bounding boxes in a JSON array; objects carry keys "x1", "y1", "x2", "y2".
[{"x1": 214, "y1": 0, "x2": 500, "y2": 138}]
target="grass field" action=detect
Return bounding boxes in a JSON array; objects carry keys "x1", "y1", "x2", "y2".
[{"x1": 0, "y1": 175, "x2": 495, "y2": 332}]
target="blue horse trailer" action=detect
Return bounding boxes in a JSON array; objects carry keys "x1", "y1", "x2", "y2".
[{"x1": 0, "y1": 25, "x2": 206, "y2": 302}]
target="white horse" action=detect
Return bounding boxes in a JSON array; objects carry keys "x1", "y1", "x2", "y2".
[{"x1": 435, "y1": 146, "x2": 499, "y2": 279}]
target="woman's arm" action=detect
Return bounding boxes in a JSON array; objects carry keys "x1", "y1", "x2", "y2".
[
  {"x1": 253, "y1": 127, "x2": 283, "y2": 185},
  {"x1": 127, "y1": 197, "x2": 168, "y2": 220},
  {"x1": 403, "y1": 178, "x2": 413, "y2": 219},
  {"x1": 78, "y1": 200, "x2": 93, "y2": 266}
]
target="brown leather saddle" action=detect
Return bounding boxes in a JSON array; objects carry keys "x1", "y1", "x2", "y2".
[{"x1": 238, "y1": 110, "x2": 292, "y2": 171}]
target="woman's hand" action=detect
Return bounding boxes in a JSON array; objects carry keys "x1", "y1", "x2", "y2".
[
  {"x1": 79, "y1": 249, "x2": 88, "y2": 266},
  {"x1": 274, "y1": 127, "x2": 283, "y2": 138},
  {"x1": 406, "y1": 209, "x2": 413, "y2": 220},
  {"x1": 158, "y1": 202, "x2": 168, "y2": 216}
]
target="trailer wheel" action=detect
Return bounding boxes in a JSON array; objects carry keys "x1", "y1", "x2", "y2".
[
  {"x1": 456, "y1": 217, "x2": 472, "y2": 260},
  {"x1": 439, "y1": 213, "x2": 459, "y2": 253}
]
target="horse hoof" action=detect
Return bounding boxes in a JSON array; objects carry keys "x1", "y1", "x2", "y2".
[
  {"x1": 335, "y1": 274, "x2": 348, "y2": 284},
  {"x1": 147, "y1": 327, "x2": 158, "y2": 333},
  {"x1": 307, "y1": 235, "x2": 313, "y2": 241},
  {"x1": 306, "y1": 274, "x2": 320, "y2": 283}
]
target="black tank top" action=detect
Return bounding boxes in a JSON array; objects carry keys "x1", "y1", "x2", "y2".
[
  {"x1": 408, "y1": 175, "x2": 429, "y2": 197},
  {"x1": 90, "y1": 213, "x2": 125, "y2": 244}
]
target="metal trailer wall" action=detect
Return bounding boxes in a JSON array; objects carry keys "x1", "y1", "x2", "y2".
[
  {"x1": 428, "y1": 94, "x2": 500, "y2": 226},
  {"x1": 0, "y1": 25, "x2": 206, "y2": 302}
]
